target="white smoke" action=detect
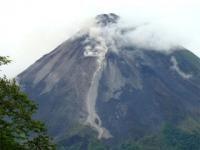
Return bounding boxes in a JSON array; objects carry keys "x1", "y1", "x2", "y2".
[
  {"x1": 125, "y1": 23, "x2": 178, "y2": 51},
  {"x1": 82, "y1": 21, "x2": 122, "y2": 54},
  {"x1": 79, "y1": 15, "x2": 185, "y2": 56}
]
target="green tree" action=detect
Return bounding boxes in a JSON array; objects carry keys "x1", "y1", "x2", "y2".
[
  {"x1": 0, "y1": 56, "x2": 55, "y2": 150},
  {"x1": 162, "y1": 124, "x2": 200, "y2": 150}
]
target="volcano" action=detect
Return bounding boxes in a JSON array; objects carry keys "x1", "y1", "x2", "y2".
[{"x1": 17, "y1": 13, "x2": 200, "y2": 149}]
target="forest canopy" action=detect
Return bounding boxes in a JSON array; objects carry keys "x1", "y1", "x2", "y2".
[{"x1": 0, "y1": 56, "x2": 55, "y2": 150}]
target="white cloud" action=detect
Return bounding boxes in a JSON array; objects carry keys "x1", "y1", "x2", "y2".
[{"x1": 0, "y1": 0, "x2": 200, "y2": 78}]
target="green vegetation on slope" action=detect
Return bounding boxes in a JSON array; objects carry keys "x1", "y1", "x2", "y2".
[{"x1": 57, "y1": 123, "x2": 200, "y2": 150}]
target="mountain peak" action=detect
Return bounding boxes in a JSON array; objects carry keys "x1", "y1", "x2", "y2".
[
  {"x1": 17, "y1": 13, "x2": 200, "y2": 148},
  {"x1": 95, "y1": 13, "x2": 120, "y2": 26}
]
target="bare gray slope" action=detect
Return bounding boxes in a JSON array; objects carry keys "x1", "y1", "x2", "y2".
[
  {"x1": 18, "y1": 14, "x2": 200, "y2": 143},
  {"x1": 18, "y1": 35, "x2": 99, "y2": 139}
]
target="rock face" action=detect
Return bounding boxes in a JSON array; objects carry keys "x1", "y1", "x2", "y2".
[{"x1": 17, "y1": 13, "x2": 200, "y2": 143}]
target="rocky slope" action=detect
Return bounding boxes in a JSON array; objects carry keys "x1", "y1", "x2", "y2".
[{"x1": 17, "y1": 13, "x2": 200, "y2": 148}]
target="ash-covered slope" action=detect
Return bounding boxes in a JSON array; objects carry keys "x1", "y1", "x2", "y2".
[{"x1": 17, "y1": 13, "x2": 200, "y2": 144}]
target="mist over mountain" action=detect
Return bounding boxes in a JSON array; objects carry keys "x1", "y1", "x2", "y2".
[{"x1": 17, "y1": 13, "x2": 200, "y2": 149}]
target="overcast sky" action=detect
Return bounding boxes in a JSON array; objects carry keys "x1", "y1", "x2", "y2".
[{"x1": 0, "y1": 0, "x2": 200, "y2": 78}]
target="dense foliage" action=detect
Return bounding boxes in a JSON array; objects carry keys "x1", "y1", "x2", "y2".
[
  {"x1": 58, "y1": 124, "x2": 200, "y2": 150},
  {"x1": 0, "y1": 56, "x2": 55, "y2": 150},
  {"x1": 137, "y1": 124, "x2": 200, "y2": 150}
]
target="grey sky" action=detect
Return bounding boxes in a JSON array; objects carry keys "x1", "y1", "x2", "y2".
[{"x1": 0, "y1": 0, "x2": 200, "y2": 78}]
